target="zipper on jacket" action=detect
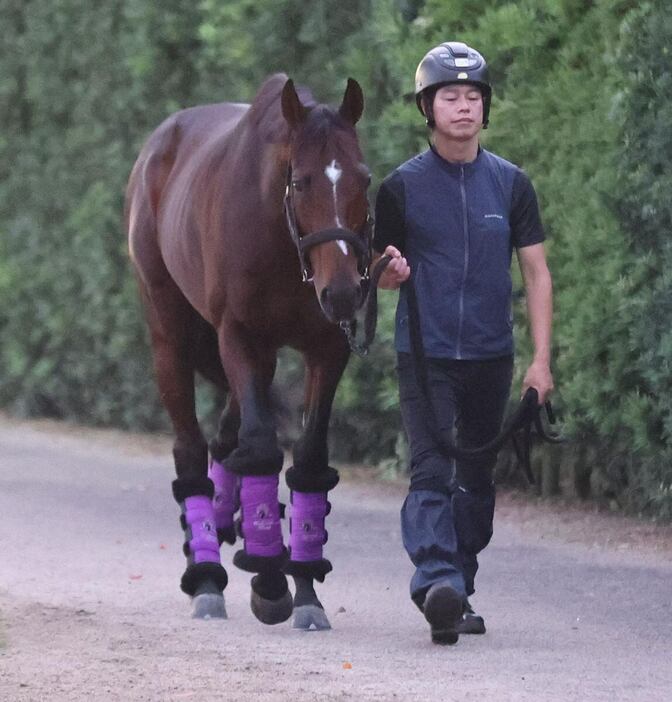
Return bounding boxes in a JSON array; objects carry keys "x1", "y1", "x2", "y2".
[{"x1": 456, "y1": 166, "x2": 469, "y2": 359}]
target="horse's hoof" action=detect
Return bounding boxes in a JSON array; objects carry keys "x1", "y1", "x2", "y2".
[
  {"x1": 192, "y1": 592, "x2": 227, "y2": 619},
  {"x1": 250, "y1": 589, "x2": 293, "y2": 625},
  {"x1": 292, "y1": 604, "x2": 332, "y2": 631}
]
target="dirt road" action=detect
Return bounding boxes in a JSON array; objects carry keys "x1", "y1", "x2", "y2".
[{"x1": 1, "y1": 416, "x2": 671, "y2": 701}]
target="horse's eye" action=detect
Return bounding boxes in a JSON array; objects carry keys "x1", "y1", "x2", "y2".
[
  {"x1": 292, "y1": 176, "x2": 310, "y2": 192},
  {"x1": 357, "y1": 164, "x2": 372, "y2": 188}
]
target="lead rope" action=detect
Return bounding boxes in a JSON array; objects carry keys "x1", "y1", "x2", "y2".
[
  {"x1": 404, "y1": 272, "x2": 563, "y2": 482},
  {"x1": 340, "y1": 254, "x2": 393, "y2": 356},
  {"x1": 351, "y1": 257, "x2": 563, "y2": 481}
]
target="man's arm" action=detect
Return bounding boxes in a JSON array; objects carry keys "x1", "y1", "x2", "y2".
[
  {"x1": 372, "y1": 173, "x2": 411, "y2": 289},
  {"x1": 517, "y1": 242, "x2": 554, "y2": 404}
]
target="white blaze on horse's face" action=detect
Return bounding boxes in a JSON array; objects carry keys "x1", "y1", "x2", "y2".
[{"x1": 324, "y1": 159, "x2": 348, "y2": 256}]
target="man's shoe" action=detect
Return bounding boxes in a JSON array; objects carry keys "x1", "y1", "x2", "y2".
[
  {"x1": 423, "y1": 583, "x2": 464, "y2": 645},
  {"x1": 457, "y1": 600, "x2": 486, "y2": 635}
]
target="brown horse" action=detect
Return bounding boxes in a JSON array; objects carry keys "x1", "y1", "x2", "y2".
[{"x1": 125, "y1": 74, "x2": 371, "y2": 629}]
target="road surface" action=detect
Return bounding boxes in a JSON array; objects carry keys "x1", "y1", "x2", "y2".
[{"x1": 1, "y1": 416, "x2": 671, "y2": 701}]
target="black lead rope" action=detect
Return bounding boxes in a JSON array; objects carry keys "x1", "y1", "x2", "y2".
[
  {"x1": 342, "y1": 254, "x2": 394, "y2": 356},
  {"x1": 403, "y1": 270, "x2": 563, "y2": 484},
  {"x1": 346, "y1": 256, "x2": 563, "y2": 482}
]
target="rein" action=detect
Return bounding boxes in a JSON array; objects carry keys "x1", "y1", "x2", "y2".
[{"x1": 355, "y1": 255, "x2": 563, "y2": 481}]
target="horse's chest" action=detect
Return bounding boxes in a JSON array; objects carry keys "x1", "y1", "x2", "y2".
[{"x1": 230, "y1": 278, "x2": 322, "y2": 339}]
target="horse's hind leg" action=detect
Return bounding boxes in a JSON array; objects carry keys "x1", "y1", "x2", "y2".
[
  {"x1": 193, "y1": 318, "x2": 241, "y2": 546},
  {"x1": 285, "y1": 337, "x2": 350, "y2": 630},
  {"x1": 207, "y1": 396, "x2": 241, "y2": 547},
  {"x1": 142, "y1": 283, "x2": 228, "y2": 618}
]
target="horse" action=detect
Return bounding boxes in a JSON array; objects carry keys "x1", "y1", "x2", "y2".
[{"x1": 125, "y1": 73, "x2": 372, "y2": 630}]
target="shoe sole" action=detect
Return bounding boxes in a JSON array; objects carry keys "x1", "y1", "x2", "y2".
[
  {"x1": 424, "y1": 584, "x2": 463, "y2": 646},
  {"x1": 457, "y1": 614, "x2": 486, "y2": 635}
]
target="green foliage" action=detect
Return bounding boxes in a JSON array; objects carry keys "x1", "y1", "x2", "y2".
[
  {"x1": 197, "y1": 0, "x2": 374, "y2": 103},
  {"x1": 1, "y1": 0, "x2": 671, "y2": 518},
  {"x1": 615, "y1": 0, "x2": 672, "y2": 517},
  {"x1": 0, "y1": 1, "x2": 203, "y2": 426}
]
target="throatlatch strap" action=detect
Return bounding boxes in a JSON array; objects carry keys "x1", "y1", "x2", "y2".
[
  {"x1": 289, "y1": 491, "x2": 329, "y2": 562},
  {"x1": 208, "y1": 459, "x2": 239, "y2": 531},
  {"x1": 182, "y1": 495, "x2": 221, "y2": 564},
  {"x1": 240, "y1": 475, "x2": 284, "y2": 558}
]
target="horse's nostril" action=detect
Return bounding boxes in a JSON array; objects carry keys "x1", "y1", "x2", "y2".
[{"x1": 320, "y1": 286, "x2": 332, "y2": 309}]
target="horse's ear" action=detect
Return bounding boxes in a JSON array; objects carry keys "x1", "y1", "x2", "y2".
[
  {"x1": 339, "y1": 78, "x2": 364, "y2": 125},
  {"x1": 281, "y1": 79, "x2": 308, "y2": 129}
]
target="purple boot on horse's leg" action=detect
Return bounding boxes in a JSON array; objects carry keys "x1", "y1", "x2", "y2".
[
  {"x1": 285, "y1": 466, "x2": 339, "y2": 630},
  {"x1": 232, "y1": 474, "x2": 293, "y2": 624},
  {"x1": 208, "y1": 459, "x2": 239, "y2": 546},
  {"x1": 173, "y1": 476, "x2": 228, "y2": 619}
]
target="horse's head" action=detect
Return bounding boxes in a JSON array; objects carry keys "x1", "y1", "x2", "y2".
[{"x1": 281, "y1": 78, "x2": 371, "y2": 324}]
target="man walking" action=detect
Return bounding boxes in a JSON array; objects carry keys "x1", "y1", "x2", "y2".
[{"x1": 373, "y1": 41, "x2": 553, "y2": 645}]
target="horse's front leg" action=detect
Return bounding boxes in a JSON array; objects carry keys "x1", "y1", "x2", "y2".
[
  {"x1": 286, "y1": 335, "x2": 350, "y2": 630},
  {"x1": 217, "y1": 323, "x2": 292, "y2": 625}
]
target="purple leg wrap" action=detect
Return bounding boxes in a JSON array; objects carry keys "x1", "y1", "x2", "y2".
[
  {"x1": 240, "y1": 475, "x2": 284, "y2": 558},
  {"x1": 182, "y1": 496, "x2": 221, "y2": 564},
  {"x1": 208, "y1": 459, "x2": 239, "y2": 531},
  {"x1": 289, "y1": 491, "x2": 329, "y2": 562}
]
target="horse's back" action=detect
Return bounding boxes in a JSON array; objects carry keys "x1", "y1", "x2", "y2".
[
  {"x1": 127, "y1": 73, "x2": 290, "y2": 253},
  {"x1": 127, "y1": 101, "x2": 249, "y2": 225},
  {"x1": 126, "y1": 101, "x2": 249, "y2": 298}
]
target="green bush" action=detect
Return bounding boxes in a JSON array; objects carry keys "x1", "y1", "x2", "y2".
[{"x1": 1, "y1": 0, "x2": 671, "y2": 519}]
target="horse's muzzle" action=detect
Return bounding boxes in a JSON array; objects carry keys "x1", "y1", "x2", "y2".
[{"x1": 319, "y1": 281, "x2": 363, "y2": 323}]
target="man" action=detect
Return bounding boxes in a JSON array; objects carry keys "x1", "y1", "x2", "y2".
[{"x1": 373, "y1": 41, "x2": 553, "y2": 645}]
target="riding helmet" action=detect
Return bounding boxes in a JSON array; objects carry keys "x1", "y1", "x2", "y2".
[{"x1": 415, "y1": 41, "x2": 492, "y2": 128}]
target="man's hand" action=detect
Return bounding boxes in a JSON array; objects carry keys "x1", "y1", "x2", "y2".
[
  {"x1": 521, "y1": 359, "x2": 554, "y2": 405},
  {"x1": 376, "y1": 245, "x2": 411, "y2": 289}
]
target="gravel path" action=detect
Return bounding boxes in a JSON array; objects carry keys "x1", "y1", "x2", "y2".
[{"x1": 1, "y1": 416, "x2": 671, "y2": 701}]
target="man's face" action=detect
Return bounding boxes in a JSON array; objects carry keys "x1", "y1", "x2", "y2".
[{"x1": 431, "y1": 84, "x2": 483, "y2": 141}]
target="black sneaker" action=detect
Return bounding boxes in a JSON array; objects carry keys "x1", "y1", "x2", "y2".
[
  {"x1": 457, "y1": 600, "x2": 486, "y2": 635},
  {"x1": 423, "y1": 583, "x2": 464, "y2": 645}
]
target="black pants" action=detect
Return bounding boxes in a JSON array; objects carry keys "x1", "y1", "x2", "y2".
[{"x1": 396, "y1": 352, "x2": 513, "y2": 604}]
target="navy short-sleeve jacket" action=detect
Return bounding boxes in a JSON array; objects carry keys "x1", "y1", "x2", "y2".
[{"x1": 373, "y1": 146, "x2": 545, "y2": 360}]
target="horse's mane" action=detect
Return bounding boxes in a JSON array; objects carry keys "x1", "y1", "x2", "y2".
[{"x1": 247, "y1": 73, "x2": 319, "y2": 144}]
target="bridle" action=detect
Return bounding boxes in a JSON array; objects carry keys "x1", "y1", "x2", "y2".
[{"x1": 283, "y1": 163, "x2": 373, "y2": 288}]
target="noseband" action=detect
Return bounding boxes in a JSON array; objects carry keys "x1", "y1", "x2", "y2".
[{"x1": 283, "y1": 164, "x2": 373, "y2": 287}]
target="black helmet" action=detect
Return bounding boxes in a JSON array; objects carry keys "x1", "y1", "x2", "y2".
[{"x1": 415, "y1": 42, "x2": 492, "y2": 128}]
